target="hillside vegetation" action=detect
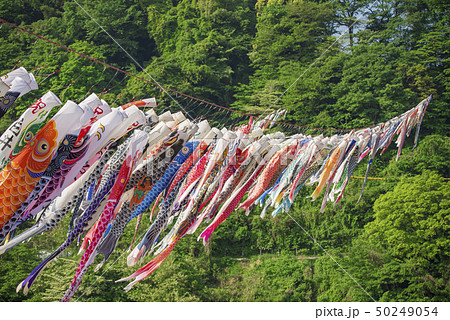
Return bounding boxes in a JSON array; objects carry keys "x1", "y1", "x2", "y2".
[{"x1": 0, "y1": 0, "x2": 448, "y2": 302}]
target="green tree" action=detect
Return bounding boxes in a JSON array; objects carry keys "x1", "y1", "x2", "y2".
[
  {"x1": 315, "y1": 171, "x2": 449, "y2": 301},
  {"x1": 332, "y1": 0, "x2": 367, "y2": 48},
  {"x1": 142, "y1": 0, "x2": 256, "y2": 108},
  {"x1": 62, "y1": 0, "x2": 155, "y2": 67},
  {"x1": 233, "y1": 0, "x2": 335, "y2": 115}
]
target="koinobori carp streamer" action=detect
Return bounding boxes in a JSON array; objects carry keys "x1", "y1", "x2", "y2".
[{"x1": 0, "y1": 75, "x2": 431, "y2": 300}]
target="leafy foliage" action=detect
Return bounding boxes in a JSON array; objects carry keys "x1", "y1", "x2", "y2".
[
  {"x1": 0, "y1": 0, "x2": 448, "y2": 302},
  {"x1": 314, "y1": 171, "x2": 449, "y2": 302}
]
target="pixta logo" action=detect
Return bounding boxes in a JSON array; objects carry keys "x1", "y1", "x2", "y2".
[{"x1": 316, "y1": 307, "x2": 360, "y2": 319}]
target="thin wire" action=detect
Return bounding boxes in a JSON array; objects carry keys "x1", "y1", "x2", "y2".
[
  {"x1": 190, "y1": 100, "x2": 209, "y2": 121},
  {"x1": 98, "y1": 69, "x2": 119, "y2": 95},
  {"x1": 112, "y1": 93, "x2": 124, "y2": 106},
  {"x1": 0, "y1": 18, "x2": 377, "y2": 133},
  {"x1": 71, "y1": 0, "x2": 194, "y2": 122},
  {"x1": 255, "y1": 11, "x2": 367, "y2": 123},
  {"x1": 285, "y1": 212, "x2": 376, "y2": 302},
  {"x1": 74, "y1": 244, "x2": 130, "y2": 301},
  {"x1": 82, "y1": 65, "x2": 108, "y2": 99},
  {"x1": 37, "y1": 68, "x2": 61, "y2": 85},
  {"x1": 60, "y1": 60, "x2": 96, "y2": 100},
  {"x1": 10, "y1": 60, "x2": 22, "y2": 71},
  {"x1": 137, "y1": 81, "x2": 150, "y2": 97},
  {"x1": 34, "y1": 44, "x2": 55, "y2": 78},
  {"x1": 108, "y1": 74, "x2": 130, "y2": 101}
]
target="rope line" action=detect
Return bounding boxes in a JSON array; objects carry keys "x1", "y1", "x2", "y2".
[
  {"x1": 71, "y1": 0, "x2": 196, "y2": 122},
  {"x1": 351, "y1": 176, "x2": 450, "y2": 181},
  {"x1": 1, "y1": 18, "x2": 388, "y2": 133}
]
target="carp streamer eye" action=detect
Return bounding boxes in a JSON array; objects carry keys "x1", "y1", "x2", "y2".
[
  {"x1": 36, "y1": 139, "x2": 49, "y2": 155},
  {"x1": 74, "y1": 135, "x2": 87, "y2": 147},
  {"x1": 166, "y1": 148, "x2": 174, "y2": 157},
  {"x1": 24, "y1": 131, "x2": 34, "y2": 143}
]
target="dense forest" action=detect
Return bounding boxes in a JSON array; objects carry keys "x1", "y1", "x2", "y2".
[{"x1": 0, "y1": 0, "x2": 448, "y2": 302}]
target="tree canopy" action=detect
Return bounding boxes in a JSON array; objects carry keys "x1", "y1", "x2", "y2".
[{"x1": 0, "y1": 0, "x2": 448, "y2": 302}]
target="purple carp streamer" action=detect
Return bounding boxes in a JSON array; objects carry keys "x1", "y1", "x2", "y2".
[{"x1": 0, "y1": 74, "x2": 432, "y2": 300}]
